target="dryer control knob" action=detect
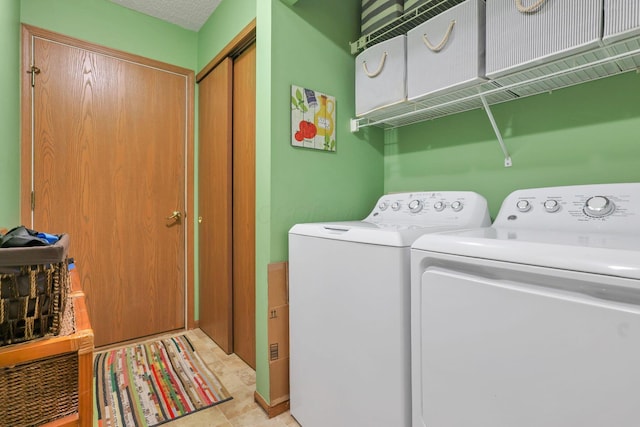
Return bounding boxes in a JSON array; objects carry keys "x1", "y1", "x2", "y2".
[
  {"x1": 584, "y1": 196, "x2": 615, "y2": 218},
  {"x1": 516, "y1": 200, "x2": 531, "y2": 212},
  {"x1": 451, "y1": 201, "x2": 463, "y2": 212},
  {"x1": 391, "y1": 202, "x2": 401, "y2": 211},
  {"x1": 543, "y1": 199, "x2": 560, "y2": 213},
  {"x1": 408, "y1": 200, "x2": 423, "y2": 213},
  {"x1": 433, "y1": 201, "x2": 446, "y2": 212},
  {"x1": 378, "y1": 201, "x2": 389, "y2": 211}
]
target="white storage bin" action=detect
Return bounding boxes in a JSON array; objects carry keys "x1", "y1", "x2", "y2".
[
  {"x1": 407, "y1": 0, "x2": 485, "y2": 101},
  {"x1": 486, "y1": 0, "x2": 603, "y2": 78},
  {"x1": 361, "y1": 0, "x2": 404, "y2": 36},
  {"x1": 355, "y1": 35, "x2": 407, "y2": 116},
  {"x1": 603, "y1": 0, "x2": 640, "y2": 44}
]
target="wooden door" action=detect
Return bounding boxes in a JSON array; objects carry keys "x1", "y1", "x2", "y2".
[
  {"x1": 198, "y1": 42, "x2": 256, "y2": 368},
  {"x1": 22, "y1": 27, "x2": 191, "y2": 347},
  {"x1": 232, "y1": 43, "x2": 256, "y2": 369},
  {"x1": 198, "y1": 58, "x2": 234, "y2": 353}
]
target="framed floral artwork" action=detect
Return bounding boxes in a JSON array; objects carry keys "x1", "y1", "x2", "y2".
[{"x1": 291, "y1": 85, "x2": 336, "y2": 152}]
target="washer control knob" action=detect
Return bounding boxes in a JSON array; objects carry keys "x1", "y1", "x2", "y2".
[
  {"x1": 543, "y1": 199, "x2": 560, "y2": 213},
  {"x1": 378, "y1": 201, "x2": 389, "y2": 211},
  {"x1": 408, "y1": 200, "x2": 423, "y2": 213},
  {"x1": 433, "y1": 201, "x2": 446, "y2": 212},
  {"x1": 391, "y1": 202, "x2": 401, "y2": 211},
  {"x1": 451, "y1": 201, "x2": 463, "y2": 212},
  {"x1": 584, "y1": 196, "x2": 615, "y2": 218},
  {"x1": 516, "y1": 200, "x2": 531, "y2": 212}
]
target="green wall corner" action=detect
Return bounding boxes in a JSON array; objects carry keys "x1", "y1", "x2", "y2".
[
  {"x1": 254, "y1": 0, "x2": 385, "y2": 403},
  {"x1": 20, "y1": 0, "x2": 197, "y2": 69},
  {"x1": 0, "y1": 0, "x2": 21, "y2": 227},
  {"x1": 197, "y1": 0, "x2": 256, "y2": 70}
]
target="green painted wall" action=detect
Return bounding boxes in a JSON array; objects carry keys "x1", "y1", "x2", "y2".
[
  {"x1": 198, "y1": 0, "x2": 384, "y2": 403},
  {"x1": 197, "y1": 0, "x2": 256, "y2": 71},
  {"x1": 269, "y1": 0, "x2": 384, "y2": 260},
  {"x1": 20, "y1": 0, "x2": 197, "y2": 69},
  {"x1": 385, "y1": 72, "x2": 640, "y2": 218},
  {"x1": 0, "y1": 1, "x2": 21, "y2": 227},
  {"x1": 259, "y1": 0, "x2": 385, "y2": 401}
]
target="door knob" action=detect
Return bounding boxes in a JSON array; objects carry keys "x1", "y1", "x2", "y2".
[{"x1": 167, "y1": 211, "x2": 182, "y2": 221}]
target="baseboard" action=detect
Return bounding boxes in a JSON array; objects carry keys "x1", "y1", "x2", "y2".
[{"x1": 254, "y1": 391, "x2": 290, "y2": 418}]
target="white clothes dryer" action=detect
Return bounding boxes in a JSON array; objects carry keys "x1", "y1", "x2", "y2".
[
  {"x1": 411, "y1": 183, "x2": 640, "y2": 427},
  {"x1": 289, "y1": 191, "x2": 490, "y2": 427}
]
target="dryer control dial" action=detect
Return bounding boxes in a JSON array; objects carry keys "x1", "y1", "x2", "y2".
[
  {"x1": 584, "y1": 196, "x2": 615, "y2": 218},
  {"x1": 544, "y1": 199, "x2": 560, "y2": 213},
  {"x1": 451, "y1": 201, "x2": 463, "y2": 212},
  {"x1": 378, "y1": 201, "x2": 389, "y2": 211},
  {"x1": 433, "y1": 201, "x2": 446, "y2": 212},
  {"x1": 516, "y1": 200, "x2": 531, "y2": 212},
  {"x1": 391, "y1": 202, "x2": 401, "y2": 211},
  {"x1": 408, "y1": 200, "x2": 423, "y2": 213}
]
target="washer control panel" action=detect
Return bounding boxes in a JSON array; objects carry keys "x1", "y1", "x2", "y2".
[
  {"x1": 494, "y1": 183, "x2": 640, "y2": 233},
  {"x1": 364, "y1": 191, "x2": 491, "y2": 227}
]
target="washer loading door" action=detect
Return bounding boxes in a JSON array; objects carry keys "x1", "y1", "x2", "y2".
[{"x1": 415, "y1": 260, "x2": 640, "y2": 427}]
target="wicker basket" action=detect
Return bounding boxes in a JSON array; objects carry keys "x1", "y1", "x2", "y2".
[
  {"x1": 0, "y1": 352, "x2": 79, "y2": 426},
  {"x1": 0, "y1": 234, "x2": 70, "y2": 346}
]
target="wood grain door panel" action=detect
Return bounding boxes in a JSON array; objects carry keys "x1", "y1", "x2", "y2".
[
  {"x1": 25, "y1": 30, "x2": 187, "y2": 347},
  {"x1": 233, "y1": 43, "x2": 257, "y2": 369},
  {"x1": 198, "y1": 58, "x2": 234, "y2": 353}
]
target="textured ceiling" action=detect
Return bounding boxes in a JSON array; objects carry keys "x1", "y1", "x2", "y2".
[{"x1": 108, "y1": 0, "x2": 222, "y2": 31}]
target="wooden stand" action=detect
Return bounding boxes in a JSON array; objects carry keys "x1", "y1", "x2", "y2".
[{"x1": 0, "y1": 268, "x2": 94, "y2": 426}]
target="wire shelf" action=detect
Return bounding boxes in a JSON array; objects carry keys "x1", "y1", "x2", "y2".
[{"x1": 352, "y1": 35, "x2": 640, "y2": 131}]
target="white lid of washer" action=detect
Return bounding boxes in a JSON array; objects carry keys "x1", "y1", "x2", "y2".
[{"x1": 289, "y1": 221, "x2": 480, "y2": 247}]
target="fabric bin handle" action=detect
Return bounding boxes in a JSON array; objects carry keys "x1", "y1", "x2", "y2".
[
  {"x1": 515, "y1": 0, "x2": 547, "y2": 14},
  {"x1": 422, "y1": 20, "x2": 456, "y2": 52},
  {"x1": 362, "y1": 51, "x2": 388, "y2": 78}
]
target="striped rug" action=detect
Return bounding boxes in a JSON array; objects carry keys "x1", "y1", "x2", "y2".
[{"x1": 94, "y1": 334, "x2": 232, "y2": 426}]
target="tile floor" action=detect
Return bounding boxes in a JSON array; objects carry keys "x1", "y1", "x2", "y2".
[{"x1": 162, "y1": 328, "x2": 301, "y2": 427}]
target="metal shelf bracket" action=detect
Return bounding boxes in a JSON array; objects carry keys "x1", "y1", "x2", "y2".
[{"x1": 480, "y1": 95, "x2": 512, "y2": 168}]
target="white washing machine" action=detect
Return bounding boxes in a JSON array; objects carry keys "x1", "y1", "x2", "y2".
[
  {"x1": 410, "y1": 183, "x2": 640, "y2": 427},
  {"x1": 289, "y1": 191, "x2": 491, "y2": 427}
]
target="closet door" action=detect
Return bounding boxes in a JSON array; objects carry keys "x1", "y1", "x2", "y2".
[
  {"x1": 198, "y1": 43, "x2": 256, "y2": 368},
  {"x1": 198, "y1": 58, "x2": 234, "y2": 352},
  {"x1": 233, "y1": 42, "x2": 256, "y2": 369},
  {"x1": 22, "y1": 27, "x2": 190, "y2": 347}
]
